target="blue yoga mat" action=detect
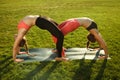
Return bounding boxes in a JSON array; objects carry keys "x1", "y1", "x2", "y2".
[{"x1": 17, "y1": 48, "x2": 110, "y2": 62}]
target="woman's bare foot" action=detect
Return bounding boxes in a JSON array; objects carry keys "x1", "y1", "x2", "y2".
[
  {"x1": 63, "y1": 47, "x2": 67, "y2": 51},
  {"x1": 52, "y1": 47, "x2": 67, "y2": 53},
  {"x1": 52, "y1": 49, "x2": 58, "y2": 53},
  {"x1": 55, "y1": 57, "x2": 69, "y2": 61}
]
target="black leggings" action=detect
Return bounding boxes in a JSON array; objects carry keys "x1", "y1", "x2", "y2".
[
  {"x1": 35, "y1": 17, "x2": 64, "y2": 57},
  {"x1": 86, "y1": 22, "x2": 98, "y2": 31}
]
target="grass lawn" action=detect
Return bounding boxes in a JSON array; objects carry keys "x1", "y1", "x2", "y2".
[{"x1": 0, "y1": 0, "x2": 120, "y2": 80}]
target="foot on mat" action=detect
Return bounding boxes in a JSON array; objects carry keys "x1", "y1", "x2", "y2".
[{"x1": 55, "y1": 57, "x2": 69, "y2": 61}]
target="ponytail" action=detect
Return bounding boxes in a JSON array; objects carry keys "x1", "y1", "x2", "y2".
[{"x1": 86, "y1": 41, "x2": 90, "y2": 49}]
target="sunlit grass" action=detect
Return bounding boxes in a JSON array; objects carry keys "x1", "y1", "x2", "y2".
[{"x1": 0, "y1": 0, "x2": 120, "y2": 80}]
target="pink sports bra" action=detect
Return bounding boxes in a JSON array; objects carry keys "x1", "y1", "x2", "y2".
[{"x1": 17, "y1": 21, "x2": 31, "y2": 30}]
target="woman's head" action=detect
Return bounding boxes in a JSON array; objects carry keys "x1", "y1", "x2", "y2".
[
  {"x1": 86, "y1": 33, "x2": 96, "y2": 48},
  {"x1": 87, "y1": 33, "x2": 96, "y2": 42}
]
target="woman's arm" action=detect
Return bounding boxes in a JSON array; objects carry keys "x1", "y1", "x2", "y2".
[
  {"x1": 89, "y1": 29, "x2": 108, "y2": 58},
  {"x1": 13, "y1": 29, "x2": 27, "y2": 62},
  {"x1": 24, "y1": 36, "x2": 36, "y2": 56},
  {"x1": 24, "y1": 42, "x2": 29, "y2": 52},
  {"x1": 24, "y1": 41, "x2": 31, "y2": 56},
  {"x1": 23, "y1": 37, "x2": 29, "y2": 52}
]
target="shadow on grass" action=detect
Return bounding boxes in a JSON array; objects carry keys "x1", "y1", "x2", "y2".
[
  {"x1": 72, "y1": 49, "x2": 107, "y2": 80},
  {"x1": 95, "y1": 59, "x2": 107, "y2": 80},
  {"x1": 0, "y1": 56, "x2": 13, "y2": 79},
  {"x1": 23, "y1": 61, "x2": 59, "y2": 80},
  {"x1": 37, "y1": 61, "x2": 59, "y2": 80},
  {"x1": 0, "y1": 56, "x2": 12, "y2": 65},
  {"x1": 23, "y1": 61, "x2": 50, "y2": 80}
]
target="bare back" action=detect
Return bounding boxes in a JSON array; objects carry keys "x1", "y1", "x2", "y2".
[
  {"x1": 75, "y1": 17, "x2": 94, "y2": 28},
  {"x1": 22, "y1": 15, "x2": 39, "y2": 27}
]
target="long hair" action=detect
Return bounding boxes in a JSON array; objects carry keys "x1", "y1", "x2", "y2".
[
  {"x1": 14, "y1": 34, "x2": 26, "y2": 47},
  {"x1": 86, "y1": 33, "x2": 96, "y2": 48},
  {"x1": 86, "y1": 41, "x2": 90, "y2": 48}
]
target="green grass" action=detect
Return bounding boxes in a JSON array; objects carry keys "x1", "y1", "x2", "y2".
[{"x1": 0, "y1": 0, "x2": 120, "y2": 80}]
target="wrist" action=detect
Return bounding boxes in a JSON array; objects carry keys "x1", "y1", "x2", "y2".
[{"x1": 13, "y1": 57, "x2": 16, "y2": 61}]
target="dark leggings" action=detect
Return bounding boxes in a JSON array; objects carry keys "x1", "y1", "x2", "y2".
[
  {"x1": 35, "y1": 17, "x2": 64, "y2": 57},
  {"x1": 86, "y1": 22, "x2": 98, "y2": 31}
]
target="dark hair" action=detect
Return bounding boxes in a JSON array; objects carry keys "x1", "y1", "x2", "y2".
[
  {"x1": 86, "y1": 41, "x2": 90, "y2": 48},
  {"x1": 87, "y1": 34, "x2": 96, "y2": 42},
  {"x1": 14, "y1": 34, "x2": 26, "y2": 47},
  {"x1": 86, "y1": 33, "x2": 96, "y2": 48}
]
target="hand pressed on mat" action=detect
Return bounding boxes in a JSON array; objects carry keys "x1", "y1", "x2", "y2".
[{"x1": 98, "y1": 54, "x2": 108, "y2": 59}]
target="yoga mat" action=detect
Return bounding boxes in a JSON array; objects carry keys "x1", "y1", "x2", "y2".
[{"x1": 17, "y1": 48, "x2": 110, "y2": 62}]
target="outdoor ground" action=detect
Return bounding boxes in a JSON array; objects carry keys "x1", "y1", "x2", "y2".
[{"x1": 0, "y1": 0, "x2": 120, "y2": 80}]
